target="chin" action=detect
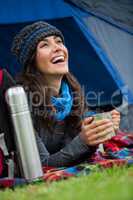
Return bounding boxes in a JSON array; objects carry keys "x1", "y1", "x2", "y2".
[
  {"x1": 59, "y1": 69, "x2": 69, "y2": 75},
  {"x1": 55, "y1": 67, "x2": 69, "y2": 75}
]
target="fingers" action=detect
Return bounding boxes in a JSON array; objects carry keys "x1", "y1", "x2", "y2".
[
  {"x1": 87, "y1": 127, "x2": 114, "y2": 146},
  {"x1": 111, "y1": 110, "x2": 120, "y2": 119},
  {"x1": 85, "y1": 127, "x2": 114, "y2": 145},
  {"x1": 112, "y1": 117, "x2": 120, "y2": 126},
  {"x1": 112, "y1": 116, "x2": 120, "y2": 122},
  {"x1": 81, "y1": 118, "x2": 114, "y2": 146},
  {"x1": 89, "y1": 136, "x2": 110, "y2": 146},
  {"x1": 111, "y1": 109, "x2": 120, "y2": 115},
  {"x1": 89, "y1": 127, "x2": 114, "y2": 141},
  {"x1": 83, "y1": 117, "x2": 94, "y2": 125},
  {"x1": 112, "y1": 114, "x2": 120, "y2": 118},
  {"x1": 110, "y1": 110, "x2": 120, "y2": 131},
  {"x1": 91, "y1": 121, "x2": 113, "y2": 134},
  {"x1": 112, "y1": 116, "x2": 120, "y2": 123},
  {"x1": 83, "y1": 119, "x2": 113, "y2": 132},
  {"x1": 111, "y1": 110, "x2": 120, "y2": 120}
]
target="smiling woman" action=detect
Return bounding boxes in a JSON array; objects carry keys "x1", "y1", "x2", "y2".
[
  {"x1": 36, "y1": 35, "x2": 68, "y2": 76},
  {"x1": 11, "y1": 21, "x2": 116, "y2": 168}
]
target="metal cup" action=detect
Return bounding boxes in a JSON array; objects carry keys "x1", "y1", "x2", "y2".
[
  {"x1": 83, "y1": 111, "x2": 115, "y2": 152},
  {"x1": 92, "y1": 112, "x2": 115, "y2": 152},
  {"x1": 93, "y1": 112, "x2": 115, "y2": 138}
]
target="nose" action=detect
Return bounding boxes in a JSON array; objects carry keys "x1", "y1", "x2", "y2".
[{"x1": 52, "y1": 42, "x2": 63, "y2": 52}]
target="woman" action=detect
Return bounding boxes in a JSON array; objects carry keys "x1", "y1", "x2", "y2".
[{"x1": 11, "y1": 21, "x2": 120, "y2": 167}]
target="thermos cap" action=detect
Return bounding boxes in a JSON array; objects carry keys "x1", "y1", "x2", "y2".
[{"x1": 5, "y1": 86, "x2": 29, "y2": 114}]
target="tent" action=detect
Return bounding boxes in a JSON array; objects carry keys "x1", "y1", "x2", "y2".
[{"x1": 0, "y1": 0, "x2": 133, "y2": 112}]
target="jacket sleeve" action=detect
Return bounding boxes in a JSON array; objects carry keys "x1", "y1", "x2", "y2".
[{"x1": 35, "y1": 133, "x2": 95, "y2": 167}]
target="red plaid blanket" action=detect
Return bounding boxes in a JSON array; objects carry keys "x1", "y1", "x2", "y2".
[{"x1": 0, "y1": 130, "x2": 133, "y2": 188}]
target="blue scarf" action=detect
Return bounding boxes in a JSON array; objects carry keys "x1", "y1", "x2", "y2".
[{"x1": 51, "y1": 82, "x2": 73, "y2": 121}]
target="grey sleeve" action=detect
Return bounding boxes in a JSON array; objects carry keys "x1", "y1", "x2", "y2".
[{"x1": 35, "y1": 133, "x2": 95, "y2": 167}]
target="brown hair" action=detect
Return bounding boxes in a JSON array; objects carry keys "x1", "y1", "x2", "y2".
[{"x1": 16, "y1": 54, "x2": 87, "y2": 135}]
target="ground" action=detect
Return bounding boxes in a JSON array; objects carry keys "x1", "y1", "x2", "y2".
[{"x1": 0, "y1": 166, "x2": 133, "y2": 200}]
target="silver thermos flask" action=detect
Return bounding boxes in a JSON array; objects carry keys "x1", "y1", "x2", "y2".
[{"x1": 5, "y1": 86, "x2": 43, "y2": 182}]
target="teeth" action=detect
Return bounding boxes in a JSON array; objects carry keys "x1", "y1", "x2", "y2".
[{"x1": 52, "y1": 56, "x2": 64, "y2": 63}]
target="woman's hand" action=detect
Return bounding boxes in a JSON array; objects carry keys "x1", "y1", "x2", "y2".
[
  {"x1": 80, "y1": 117, "x2": 114, "y2": 146},
  {"x1": 110, "y1": 109, "x2": 120, "y2": 131}
]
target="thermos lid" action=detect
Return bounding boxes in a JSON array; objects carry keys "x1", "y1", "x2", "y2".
[{"x1": 5, "y1": 86, "x2": 29, "y2": 114}]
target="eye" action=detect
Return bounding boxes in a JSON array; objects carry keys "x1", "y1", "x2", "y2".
[
  {"x1": 42, "y1": 43, "x2": 48, "y2": 47},
  {"x1": 56, "y1": 38, "x2": 63, "y2": 44},
  {"x1": 39, "y1": 41, "x2": 48, "y2": 48}
]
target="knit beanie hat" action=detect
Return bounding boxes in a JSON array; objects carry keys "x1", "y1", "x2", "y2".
[{"x1": 11, "y1": 21, "x2": 64, "y2": 67}]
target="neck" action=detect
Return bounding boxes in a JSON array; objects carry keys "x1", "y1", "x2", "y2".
[{"x1": 44, "y1": 74, "x2": 63, "y2": 96}]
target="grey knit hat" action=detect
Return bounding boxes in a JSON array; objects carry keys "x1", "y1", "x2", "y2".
[{"x1": 11, "y1": 21, "x2": 64, "y2": 67}]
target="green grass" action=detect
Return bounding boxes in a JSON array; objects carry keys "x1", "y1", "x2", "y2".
[{"x1": 0, "y1": 166, "x2": 133, "y2": 200}]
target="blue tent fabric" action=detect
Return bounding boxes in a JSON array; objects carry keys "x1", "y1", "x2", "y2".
[
  {"x1": 66, "y1": 0, "x2": 133, "y2": 34},
  {"x1": 82, "y1": 15, "x2": 133, "y2": 104},
  {"x1": 65, "y1": 2, "x2": 133, "y2": 105},
  {"x1": 0, "y1": 0, "x2": 72, "y2": 23},
  {"x1": 0, "y1": 0, "x2": 132, "y2": 109}
]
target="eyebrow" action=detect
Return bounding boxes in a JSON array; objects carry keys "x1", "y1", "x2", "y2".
[
  {"x1": 53, "y1": 35, "x2": 61, "y2": 39},
  {"x1": 43, "y1": 35, "x2": 61, "y2": 42}
]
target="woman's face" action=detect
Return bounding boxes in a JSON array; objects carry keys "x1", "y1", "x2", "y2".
[{"x1": 35, "y1": 35, "x2": 69, "y2": 75}]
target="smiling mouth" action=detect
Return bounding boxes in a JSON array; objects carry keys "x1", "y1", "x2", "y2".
[{"x1": 51, "y1": 55, "x2": 65, "y2": 64}]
